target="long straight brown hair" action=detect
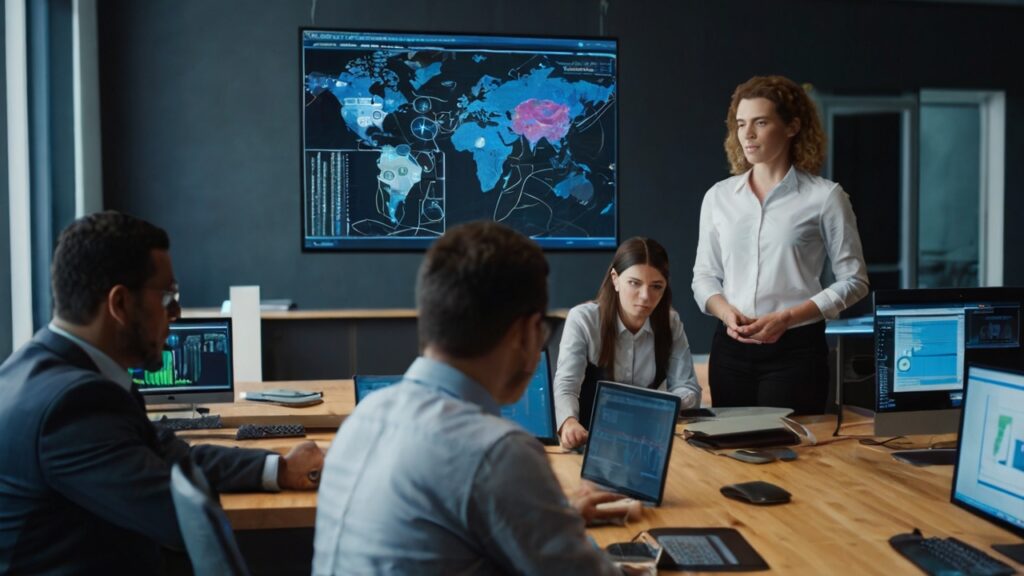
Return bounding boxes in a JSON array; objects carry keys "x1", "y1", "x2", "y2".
[{"x1": 595, "y1": 237, "x2": 672, "y2": 388}]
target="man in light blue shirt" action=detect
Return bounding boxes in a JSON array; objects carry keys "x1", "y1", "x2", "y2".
[{"x1": 313, "y1": 221, "x2": 626, "y2": 575}]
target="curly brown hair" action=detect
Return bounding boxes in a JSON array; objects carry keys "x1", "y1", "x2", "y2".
[{"x1": 724, "y1": 75, "x2": 827, "y2": 175}]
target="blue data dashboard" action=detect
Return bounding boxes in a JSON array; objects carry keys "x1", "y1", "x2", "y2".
[{"x1": 301, "y1": 29, "x2": 618, "y2": 250}]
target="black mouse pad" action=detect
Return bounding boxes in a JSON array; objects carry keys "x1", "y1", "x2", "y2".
[{"x1": 648, "y1": 527, "x2": 769, "y2": 571}]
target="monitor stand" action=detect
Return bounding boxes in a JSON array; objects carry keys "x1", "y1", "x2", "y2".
[
  {"x1": 890, "y1": 448, "x2": 956, "y2": 466},
  {"x1": 146, "y1": 404, "x2": 211, "y2": 421},
  {"x1": 992, "y1": 543, "x2": 1024, "y2": 564}
]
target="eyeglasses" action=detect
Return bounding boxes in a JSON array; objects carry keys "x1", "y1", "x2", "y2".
[{"x1": 144, "y1": 285, "x2": 180, "y2": 310}]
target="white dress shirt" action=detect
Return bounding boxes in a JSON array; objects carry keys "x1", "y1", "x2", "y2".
[
  {"x1": 553, "y1": 301, "x2": 700, "y2": 429},
  {"x1": 48, "y1": 322, "x2": 280, "y2": 490},
  {"x1": 692, "y1": 167, "x2": 869, "y2": 324}
]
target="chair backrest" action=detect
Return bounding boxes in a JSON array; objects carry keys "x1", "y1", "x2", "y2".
[{"x1": 170, "y1": 460, "x2": 252, "y2": 576}]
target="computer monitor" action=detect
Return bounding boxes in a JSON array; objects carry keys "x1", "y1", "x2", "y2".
[
  {"x1": 301, "y1": 29, "x2": 618, "y2": 250},
  {"x1": 130, "y1": 318, "x2": 234, "y2": 404},
  {"x1": 874, "y1": 288, "x2": 1023, "y2": 436},
  {"x1": 500, "y1": 349, "x2": 558, "y2": 445},
  {"x1": 581, "y1": 381, "x2": 680, "y2": 506},
  {"x1": 951, "y1": 364, "x2": 1024, "y2": 559}
]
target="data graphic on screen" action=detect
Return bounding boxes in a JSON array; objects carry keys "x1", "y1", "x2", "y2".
[
  {"x1": 302, "y1": 30, "x2": 618, "y2": 250},
  {"x1": 891, "y1": 314, "x2": 965, "y2": 392},
  {"x1": 953, "y1": 365, "x2": 1024, "y2": 535},
  {"x1": 874, "y1": 289, "x2": 1024, "y2": 427},
  {"x1": 354, "y1": 374, "x2": 403, "y2": 403},
  {"x1": 582, "y1": 383, "x2": 678, "y2": 503},
  {"x1": 130, "y1": 320, "x2": 232, "y2": 400},
  {"x1": 500, "y1": 350, "x2": 556, "y2": 440}
]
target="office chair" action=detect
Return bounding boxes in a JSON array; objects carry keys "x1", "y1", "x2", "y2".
[{"x1": 170, "y1": 460, "x2": 252, "y2": 576}]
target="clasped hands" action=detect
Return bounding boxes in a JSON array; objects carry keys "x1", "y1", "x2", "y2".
[{"x1": 722, "y1": 307, "x2": 791, "y2": 344}]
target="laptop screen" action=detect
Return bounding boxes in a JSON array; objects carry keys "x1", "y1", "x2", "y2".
[
  {"x1": 353, "y1": 374, "x2": 403, "y2": 404},
  {"x1": 500, "y1": 349, "x2": 557, "y2": 444},
  {"x1": 581, "y1": 381, "x2": 681, "y2": 505},
  {"x1": 951, "y1": 364, "x2": 1024, "y2": 537}
]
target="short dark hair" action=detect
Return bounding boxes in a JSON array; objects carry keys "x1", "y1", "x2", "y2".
[
  {"x1": 417, "y1": 221, "x2": 549, "y2": 358},
  {"x1": 52, "y1": 211, "x2": 170, "y2": 324}
]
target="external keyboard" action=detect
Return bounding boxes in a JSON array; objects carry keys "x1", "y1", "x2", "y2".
[
  {"x1": 890, "y1": 530, "x2": 1015, "y2": 576},
  {"x1": 235, "y1": 423, "x2": 306, "y2": 440},
  {"x1": 154, "y1": 414, "x2": 223, "y2": 431}
]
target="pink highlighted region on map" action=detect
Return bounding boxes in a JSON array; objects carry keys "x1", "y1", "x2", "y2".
[{"x1": 512, "y1": 98, "x2": 570, "y2": 149}]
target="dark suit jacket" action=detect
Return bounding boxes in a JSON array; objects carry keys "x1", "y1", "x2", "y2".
[{"x1": 0, "y1": 328, "x2": 273, "y2": 574}]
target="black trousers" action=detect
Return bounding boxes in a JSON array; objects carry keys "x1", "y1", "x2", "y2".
[{"x1": 709, "y1": 321, "x2": 830, "y2": 415}]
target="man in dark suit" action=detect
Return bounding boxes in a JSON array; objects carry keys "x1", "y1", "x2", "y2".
[{"x1": 0, "y1": 211, "x2": 324, "y2": 574}]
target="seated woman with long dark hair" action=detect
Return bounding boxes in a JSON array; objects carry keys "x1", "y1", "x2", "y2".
[{"x1": 554, "y1": 237, "x2": 701, "y2": 449}]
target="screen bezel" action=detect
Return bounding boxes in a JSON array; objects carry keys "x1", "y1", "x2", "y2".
[
  {"x1": 580, "y1": 380, "x2": 680, "y2": 505},
  {"x1": 298, "y1": 27, "x2": 620, "y2": 252},
  {"x1": 138, "y1": 317, "x2": 234, "y2": 405},
  {"x1": 950, "y1": 363, "x2": 1024, "y2": 539}
]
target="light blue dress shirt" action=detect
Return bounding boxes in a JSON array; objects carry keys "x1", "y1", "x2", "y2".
[{"x1": 313, "y1": 356, "x2": 621, "y2": 575}]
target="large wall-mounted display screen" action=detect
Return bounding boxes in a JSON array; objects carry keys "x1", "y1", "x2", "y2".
[{"x1": 301, "y1": 29, "x2": 618, "y2": 250}]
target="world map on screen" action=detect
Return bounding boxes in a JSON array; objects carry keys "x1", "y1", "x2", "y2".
[{"x1": 302, "y1": 32, "x2": 617, "y2": 249}]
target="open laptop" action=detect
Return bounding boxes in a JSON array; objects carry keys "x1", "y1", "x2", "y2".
[
  {"x1": 950, "y1": 364, "x2": 1024, "y2": 561},
  {"x1": 351, "y1": 350, "x2": 559, "y2": 445},
  {"x1": 499, "y1": 349, "x2": 559, "y2": 445},
  {"x1": 581, "y1": 380, "x2": 681, "y2": 506},
  {"x1": 353, "y1": 374, "x2": 404, "y2": 404}
]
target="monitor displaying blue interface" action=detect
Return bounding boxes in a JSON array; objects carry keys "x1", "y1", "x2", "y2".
[
  {"x1": 581, "y1": 381, "x2": 680, "y2": 505},
  {"x1": 353, "y1": 351, "x2": 556, "y2": 443},
  {"x1": 130, "y1": 318, "x2": 234, "y2": 404},
  {"x1": 874, "y1": 289, "x2": 1023, "y2": 431},
  {"x1": 500, "y1": 349, "x2": 557, "y2": 444},
  {"x1": 301, "y1": 29, "x2": 618, "y2": 250},
  {"x1": 952, "y1": 365, "x2": 1024, "y2": 539},
  {"x1": 354, "y1": 374, "x2": 403, "y2": 404}
]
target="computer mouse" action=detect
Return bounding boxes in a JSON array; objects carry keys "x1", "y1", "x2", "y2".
[{"x1": 720, "y1": 480, "x2": 792, "y2": 505}]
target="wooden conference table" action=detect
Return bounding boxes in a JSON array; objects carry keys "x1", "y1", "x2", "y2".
[{"x1": 181, "y1": 380, "x2": 1023, "y2": 574}]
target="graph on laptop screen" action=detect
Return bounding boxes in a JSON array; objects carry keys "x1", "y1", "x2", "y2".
[
  {"x1": 129, "y1": 318, "x2": 234, "y2": 404},
  {"x1": 874, "y1": 288, "x2": 1023, "y2": 436},
  {"x1": 301, "y1": 29, "x2": 618, "y2": 250},
  {"x1": 952, "y1": 365, "x2": 1024, "y2": 542},
  {"x1": 581, "y1": 381, "x2": 680, "y2": 504}
]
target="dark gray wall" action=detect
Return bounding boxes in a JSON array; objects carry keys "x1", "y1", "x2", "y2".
[{"x1": 97, "y1": 0, "x2": 1024, "y2": 354}]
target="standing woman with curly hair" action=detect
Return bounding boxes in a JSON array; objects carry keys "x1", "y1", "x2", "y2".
[{"x1": 692, "y1": 75, "x2": 869, "y2": 414}]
